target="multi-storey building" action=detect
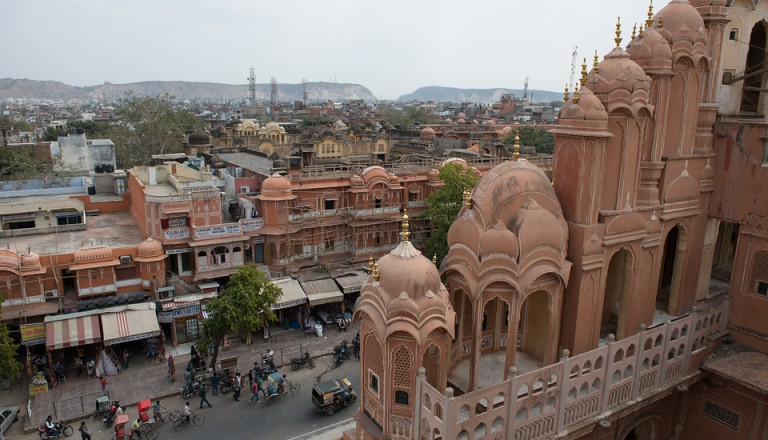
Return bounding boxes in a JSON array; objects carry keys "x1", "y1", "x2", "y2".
[{"x1": 349, "y1": 1, "x2": 768, "y2": 440}]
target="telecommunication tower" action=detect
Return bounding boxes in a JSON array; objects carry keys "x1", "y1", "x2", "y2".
[
  {"x1": 569, "y1": 46, "x2": 579, "y2": 92},
  {"x1": 302, "y1": 78, "x2": 308, "y2": 109},
  {"x1": 270, "y1": 77, "x2": 277, "y2": 119},
  {"x1": 523, "y1": 76, "x2": 529, "y2": 104},
  {"x1": 248, "y1": 67, "x2": 256, "y2": 106}
]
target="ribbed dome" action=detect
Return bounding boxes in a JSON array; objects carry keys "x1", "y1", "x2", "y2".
[
  {"x1": 21, "y1": 252, "x2": 41, "y2": 268},
  {"x1": 447, "y1": 213, "x2": 482, "y2": 255},
  {"x1": 420, "y1": 127, "x2": 436, "y2": 140},
  {"x1": 427, "y1": 168, "x2": 440, "y2": 180},
  {"x1": 0, "y1": 250, "x2": 20, "y2": 271},
  {"x1": 74, "y1": 246, "x2": 113, "y2": 262},
  {"x1": 138, "y1": 237, "x2": 164, "y2": 258},
  {"x1": 376, "y1": 240, "x2": 442, "y2": 302},
  {"x1": 479, "y1": 220, "x2": 519, "y2": 260},
  {"x1": 559, "y1": 87, "x2": 608, "y2": 121},
  {"x1": 361, "y1": 166, "x2": 390, "y2": 183},
  {"x1": 261, "y1": 173, "x2": 292, "y2": 196},
  {"x1": 501, "y1": 127, "x2": 513, "y2": 136},
  {"x1": 349, "y1": 174, "x2": 364, "y2": 186},
  {"x1": 510, "y1": 198, "x2": 568, "y2": 257},
  {"x1": 588, "y1": 47, "x2": 651, "y2": 101},
  {"x1": 456, "y1": 118, "x2": 466, "y2": 124},
  {"x1": 627, "y1": 27, "x2": 673, "y2": 71},
  {"x1": 188, "y1": 131, "x2": 211, "y2": 145},
  {"x1": 654, "y1": 0, "x2": 707, "y2": 47}
]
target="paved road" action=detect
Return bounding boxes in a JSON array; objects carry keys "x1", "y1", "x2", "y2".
[{"x1": 117, "y1": 354, "x2": 360, "y2": 440}]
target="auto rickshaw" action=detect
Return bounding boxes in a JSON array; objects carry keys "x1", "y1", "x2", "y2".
[{"x1": 311, "y1": 377, "x2": 356, "y2": 416}]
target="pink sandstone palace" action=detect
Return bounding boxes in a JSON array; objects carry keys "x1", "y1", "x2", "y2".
[{"x1": 349, "y1": 1, "x2": 768, "y2": 439}]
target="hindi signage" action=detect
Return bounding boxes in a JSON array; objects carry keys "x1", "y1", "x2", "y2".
[
  {"x1": 241, "y1": 219, "x2": 264, "y2": 232},
  {"x1": 194, "y1": 224, "x2": 241, "y2": 238},
  {"x1": 167, "y1": 217, "x2": 187, "y2": 228},
  {"x1": 20, "y1": 323, "x2": 46, "y2": 345}
]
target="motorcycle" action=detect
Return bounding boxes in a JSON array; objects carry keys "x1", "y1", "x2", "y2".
[
  {"x1": 103, "y1": 400, "x2": 121, "y2": 427},
  {"x1": 335, "y1": 341, "x2": 351, "y2": 360},
  {"x1": 290, "y1": 352, "x2": 314, "y2": 371},
  {"x1": 262, "y1": 349, "x2": 277, "y2": 372},
  {"x1": 38, "y1": 421, "x2": 73, "y2": 439},
  {"x1": 181, "y1": 378, "x2": 202, "y2": 399}
]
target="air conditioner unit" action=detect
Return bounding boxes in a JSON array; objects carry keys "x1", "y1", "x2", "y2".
[
  {"x1": 244, "y1": 244, "x2": 250, "y2": 249},
  {"x1": 119, "y1": 255, "x2": 132, "y2": 264},
  {"x1": 44, "y1": 289, "x2": 59, "y2": 298}
]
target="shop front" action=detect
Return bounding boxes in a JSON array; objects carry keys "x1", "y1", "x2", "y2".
[
  {"x1": 43, "y1": 312, "x2": 103, "y2": 388},
  {"x1": 270, "y1": 277, "x2": 308, "y2": 330},
  {"x1": 158, "y1": 302, "x2": 202, "y2": 345}
]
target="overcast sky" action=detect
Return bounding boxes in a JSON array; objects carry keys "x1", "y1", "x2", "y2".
[{"x1": 4, "y1": 0, "x2": 654, "y2": 100}]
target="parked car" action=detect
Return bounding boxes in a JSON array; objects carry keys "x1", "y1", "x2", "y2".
[
  {"x1": 0, "y1": 406, "x2": 20, "y2": 434},
  {"x1": 312, "y1": 378, "x2": 356, "y2": 416}
]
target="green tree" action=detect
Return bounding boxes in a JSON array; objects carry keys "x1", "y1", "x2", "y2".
[
  {"x1": 0, "y1": 300, "x2": 23, "y2": 384},
  {"x1": 0, "y1": 116, "x2": 34, "y2": 133},
  {"x1": 202, "y1": 266, "x2": 282, "y2": 367},
  {"x1": 106, "y1": 92, "x2": 204, "y2": 168},
  {"x1": 0, "y1": 146, "x2": 46, "y2": 180},
  {"x1": 43, "y1": 120, "x2": 110, "y2": 141},
  {"x1": 376, "y1": 104, "x2": 428, "y2": 128},
  {"x1": 420, "y1": 162, "x2": 479, "y2": 265},
  {"x1": 503, "y1": 125, "x2": 554, "y2": 154}
]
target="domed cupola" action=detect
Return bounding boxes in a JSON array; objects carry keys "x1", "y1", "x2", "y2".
[
  {"x1": 354, "y1": 212, "x2": 455, "y2": 344},
  {"x1": 627, "y1": 26, "x2": 673, "y2": 71},
  {"x1": 420, "y1": 127, "x2": 436, "y2": 141},
  {"x1": 558, "y1": 87, "x2": 608, "y2": 129},
  {"x1": 653, "y1": 0, "x2": 707, "y2": 61},
  {"x1": 259, "y1": 173, "x2": 293, "y2": 199},
  {"x1": 20, "y1": 252, "x2": 41, "y2": 269},
  {"x1": 135, "y1": 237, "x2": 167, "y2": 262},
  {"x1": 188, "y1": 130, "x2": 212, "y2": 145},
  {"x1": 74, "y1": 246, "x2": 114, "y2": 263},
  {"x1": 587, "y1": 46, "x2": 651, "y2": 110}
]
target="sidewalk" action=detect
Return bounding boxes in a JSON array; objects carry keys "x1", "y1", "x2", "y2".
[{"x1": 10, "y1": 320, "x2": 359, "y2": 435}]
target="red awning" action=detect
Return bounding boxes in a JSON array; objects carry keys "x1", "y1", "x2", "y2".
[
  {"x1": 161, "y1": 301, "x2": 198, "y2": 311},
  {"x1": 45, "y1": 315, "x2": 102, "y2": 351}
]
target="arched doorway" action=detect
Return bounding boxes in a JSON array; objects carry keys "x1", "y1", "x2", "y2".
[
  {"x1": 658, "y1": 225, "x2": 686, "y2": 315},
  {"x1": 519, "y1": 290, "x2": 550, "y2": 367},
  {"x1": 422, "y1": 343, "x2": 442, "y2": 390},
  {"x1": 623, "y1": 419, "x2": 655, "y2": 440},
  {"x1": 602, "y1": 248, "x2": 634, "y2": 339},
  {"x1": 741, "y1": 21, "x2": 768, "y2": 114}
]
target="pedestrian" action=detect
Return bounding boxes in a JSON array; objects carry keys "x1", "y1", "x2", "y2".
[
  {"x1": 87, "y1": 359, "x2": 96, "y2": 377},
  {"x1": 100, "y1": 376, "x2": 107, "y2": 394},
  {"x1": 199, "y1": 383, "x2": 212, "y2": 408},
  {"x1": 79, "y1": 421, "x2": 91, "y2": 440},
  {"x1": 168, "y1": 354, "x2": 176, "y2": 382},
  {"x1": 152, "y1": 400, "x2": 167, "y2": 421},
  {"x1": 233, "y1": 372, "x2": 242, "y2": 401},
  {"x1": 354, "y1": 335, "x2": 360, "y2": 359},
  {"x1": 210, "y1": 370, "x2": 220, "y2": 396},
  {"x1": 248, "y1": 368, "x2": 254, "y2": 387},
  {"x1": 248, "y1": 378, "x2": 259, "y2": 403},
  {"x1": 122, "y1": 348, "x2": 129, "y2": 370},
  {"x1": 74, "y1": 356, "x2": 84, "y2": 377}
]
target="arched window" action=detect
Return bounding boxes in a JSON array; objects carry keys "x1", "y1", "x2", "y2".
[{"x1": 741, "y1": 22, "x2": 768, "y2": 114}]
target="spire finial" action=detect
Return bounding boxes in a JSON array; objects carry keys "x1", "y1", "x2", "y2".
[
  {"x1": 639, "y1": 23, "x2": 644, "y2": 38},
  {"x1": 564, "y1": 83, "x2": 569, "y2": 102},
  {"x1": 368, "y1": 255, "x2": 374, "y2": 273},
  {"x1": 400, "y1": 210, "x2": 410, "y2": 242},
  {"x1": 373, "y1": 262, "x2": 379, "y2": 281},
  {"x1": 463, "y1": 188, "x2": 472, "y2": 209},
  {"x1": 593, "y1": 51, "x2": 599, "y2": 74},
  {"x1": 513, "y1": 130, "x2": 521, "y2": 161},
  {"x1": 432, "y1": 254, "x2": 437, "y2": 265},
  {"x1": 615, "y1": 17, "x2": 622, "y2": 48},
  {"x1": 658, "y1": 14, "x2": 663, "y2": 28},
  {"x1": 646, "y1": 1, "x2": 654, "y2": 28},
  {"x1": 632, "y1": 23, "x2": 637, "y2": 40},
  {"x1": 580, "y1": 58, "x2": 587, "y2": 86},
  {"x1": 573, "y1": 83, "x2": 580, "y2": 104}
]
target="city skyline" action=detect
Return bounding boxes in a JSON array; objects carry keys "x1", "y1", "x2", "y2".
[{"x1": 5, "y1": 0, "x2": 646, "y2": 100}]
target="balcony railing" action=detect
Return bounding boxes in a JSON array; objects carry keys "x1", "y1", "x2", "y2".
[{"x1": 413, "y1": 300, "x2": 730, "y2": 440}]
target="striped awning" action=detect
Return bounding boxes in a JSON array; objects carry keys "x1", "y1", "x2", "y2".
[
  {"x1": 45, "y1": 315, "x2": 101, "y2": 351},
  {"x1": 270, "y1": 278, "x2": 307, "y2": 310},
  {"x1": 300, "y1": 278, "x2": 344, "y2": 306},
  {"x1": 101, "y1": 306, "x2": 161, "y2": 345}
]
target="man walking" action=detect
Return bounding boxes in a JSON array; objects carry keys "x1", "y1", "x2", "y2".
[
  {"x1": 210, "y1": 370, "x2": 220, "y2": 396},
  {"x1": 199, "y1": 384, "x2": 212, "y2": 408},
  {"x1": 232, "y1": 373, "x2": 242, "y2": 401},
  {"x1": 78, "y1": 421, "x2": 91, "y2": 440}
]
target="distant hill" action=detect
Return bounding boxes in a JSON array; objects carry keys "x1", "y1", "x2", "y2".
[
  {"x1": 398, "y1": 86, "x2": 562, "y2": 104},
  {"x1": 0, "y1": 78, "x2": 377, "y2": 102}
]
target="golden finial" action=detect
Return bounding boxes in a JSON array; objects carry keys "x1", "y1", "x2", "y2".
[
  {"x1": 462, "y1": 188, "x2": 472, "y2": 209},
  {"x1": 639, "y1": 23, "x2": 644, "y2": 38},
  {"x1": 593, "y1": 51, "x2": 599, "y2": 74},
  {"x1": 400, "y1": 210, "x2": 410, "y2": 242},
  {"x1": 368, "y1": 255, "x2": 374, "y2": 273},
  {"x1": 373, "y1": 262, "x2": 379, "y2": 281},
  {"x1": 614, "y1": 17, "x2": 622, "y2": 48},
  {"x1": 646, "y1": 1, "x2": 654, "y2": 28},
  {"x1": 564, "y1": 84, "x2": 569, "y2": 102},
  {"x1": 432, "y1": 254, "x2": 437, "y2": 265},
  {"x1": 632, "y1": 23, "x2": 637, "y2": 40},
  {"x1": 573, "y1": 84, "x2": 580, "y2": 104},
  {"x1": 513, "y1": 130, "x2": 521, "y2": 161},
  {"x1": 658, "y1": 14, "x2": 663, "y2": 28},
  {"x1": 580, "y1": 58, "x2": 587, "y2": 86}
]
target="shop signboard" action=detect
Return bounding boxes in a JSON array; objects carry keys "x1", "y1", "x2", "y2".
[
  {"x1": 157, "y1": 312, "x2": 174, "y2": 323},
  {"x1": 106, "y1": 331, "x2": 159, "y2": 345},
  {"x1": 173, "y1": 305, "x2": 201, "y2": 318},
  {"x1": 241, "y1": 219, "x2": 264, "y2": 232},
  {"x1": 164, "y1": 228, "x2": 190, "y2": 240},
  {"x1": 195, "y1": 224, "x2": 241, "y2": 238},
  {"x1": 20, "y1": 323, "x2": 46, "y2": 346}
]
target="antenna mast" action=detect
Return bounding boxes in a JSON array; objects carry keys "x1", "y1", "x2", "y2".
[
  {"x1": 569, "y1": 46, "x2": 579, "y2": 92},
  {"x1": 523, "y1": 76, "x2": 529, "y2": 104},
  {"x1": 248, "y1": 67, "x2": 257, "y2": 106}
]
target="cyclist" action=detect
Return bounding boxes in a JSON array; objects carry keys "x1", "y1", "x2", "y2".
[
  {"x1": 183, "y1": 401, "x2": 191, "y2": 424},
  {"x1": 130, "y1": 418, "x2": 142, "y2": 439},
  {"x1": 152, "y1": 400, "x2": 167, "y2": 421}
]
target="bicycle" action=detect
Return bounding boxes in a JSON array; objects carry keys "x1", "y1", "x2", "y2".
[{"x1": 172, "y1": 412, "x2": 205, "y2": 431}]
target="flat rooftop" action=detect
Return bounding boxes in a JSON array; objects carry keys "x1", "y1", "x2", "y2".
[{"x1": 0, "y1": 211, "x2": 144, "y2": 255}]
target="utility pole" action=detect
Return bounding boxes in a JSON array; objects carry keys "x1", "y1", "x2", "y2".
[{"x1": 248, "y1": 67, "x2": 257, "y2": 106}]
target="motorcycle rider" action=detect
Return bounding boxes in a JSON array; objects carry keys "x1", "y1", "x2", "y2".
[{"x1": 45, "y1": 416, "x2": 58, "y2": 437}]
